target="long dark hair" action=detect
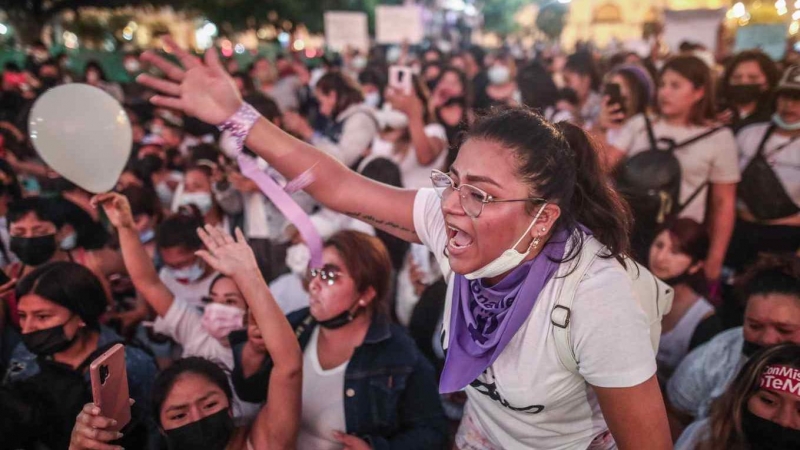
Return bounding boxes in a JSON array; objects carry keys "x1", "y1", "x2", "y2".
[
  {"x1": 699, "y1": 343, "x2": 800, "y2": 450},
  {"x1": 464, "y1": 108, "x2": 632, "y2": 262}
]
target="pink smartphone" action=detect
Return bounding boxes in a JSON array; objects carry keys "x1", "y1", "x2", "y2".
[
  {"x1": 89, "y1": 343, "x2": 131, "y2": 432},
  {"x1": 389, "y1": 66, "x2": 413, "y2": 95}
]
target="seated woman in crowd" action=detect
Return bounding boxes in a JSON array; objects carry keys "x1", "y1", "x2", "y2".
[
  {"x1": 667, "y1": 253, "x2": 800, "y2": 438},
  {"x1": 675, "y1": 342, "x2": 800, "y2": 450},
  {"x1": 95, "y1": 192, "x2": 260, "y2": 422},
  {"x1": 283, "y1": 71, "x2": 379, "y2": 168},
  {"x1": 69, "y1": 225, "x2": 303, "y2": 450},
  {"x1": 374, "y1": 74, "x2": 447, "y2": 190},
  {"x1": 605, "y1": 55, "x2": 740, "y2": 277},
  {"x1": 650, "y1": 218, "x2": 722, "y2": 381},
  {"x1": 718, "y1": 50, "x2": 780, "y2": 133},
  {"x1": 3, "y1": 261, "x2": 157, "y2": 449},
  {"x1": 727, "y1": 65, "x2": 800, "y2": 273},
  {"x1": 231, "y1": 230, "x2": 448, "y2": 449}
]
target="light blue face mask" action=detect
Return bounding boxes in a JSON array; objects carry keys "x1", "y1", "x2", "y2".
[
  {"x1": 169, "y1": 261, "x2": 205, "y2": 283},
  {"x1": 59, "y1": 232, "x2": 77, "y2": 251},
  {"x1": 772, "y1": 112, "x2": 800, "y2": 131},
  {"x1": 139, "y1": 228, "x2": 155, "y2": 244}
]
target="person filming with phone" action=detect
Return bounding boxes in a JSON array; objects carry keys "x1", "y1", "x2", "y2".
[{"x1": 1, "y1": 261, "x2": 157, "y2": 449}]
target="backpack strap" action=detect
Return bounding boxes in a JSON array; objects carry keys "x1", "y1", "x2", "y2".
[
  {"x1": 551, "y1": 237, "x2": 603, "y2": 373},
  {"x1": 644, "y1": 114, "x2": 659, "y2": 152},
  {"x1": 668, "y1": 125, "x2": 728, "y2": 218}
]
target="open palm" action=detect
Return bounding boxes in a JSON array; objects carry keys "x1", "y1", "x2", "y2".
[
  {"x1": 138, "y1": 37, "x2": 243, "y2": 125},
  {"x1": 196, "y1": 226, "x2": 259, "y2": 277}
]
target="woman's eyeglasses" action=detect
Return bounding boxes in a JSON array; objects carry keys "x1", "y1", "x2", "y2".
[
  {"x1": 308, "y1": 265, "x2": 343, "y2": 286},
  {"x1": 430, "y1": 170, "x2": 546, "y2": 218}
]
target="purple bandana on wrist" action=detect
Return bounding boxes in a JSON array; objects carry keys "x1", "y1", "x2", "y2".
[{"x1": 439, "y1": 228, "x2": 570, "y2": 393}]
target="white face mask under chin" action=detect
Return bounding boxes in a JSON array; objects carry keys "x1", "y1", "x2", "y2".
[{"x1": 465, "y1": 203, "x2": 548, "y2": 280}]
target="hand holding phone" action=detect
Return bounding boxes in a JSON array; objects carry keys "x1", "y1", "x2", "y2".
[
  {"x1": 389, "y1": 66, "x2": 413, "y2": 96},
  {"x1": 603, "y1": 83, "x2": 625, "y2": 115},
  {"x1": 89, "y1": 343, "x2": 131, "y2": 432}
]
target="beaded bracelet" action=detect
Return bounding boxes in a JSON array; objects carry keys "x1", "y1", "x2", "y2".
[{"x1": 217, "y1": 102, "x2": 259, "y2": 157}]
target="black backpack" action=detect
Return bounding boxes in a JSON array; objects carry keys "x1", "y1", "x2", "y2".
[
  {"x1": 615, "y1": 116, "x2": 725, "y2": 230},
  {"x1": 737, "y1": 124, "x2": 800, "y2": 221}
]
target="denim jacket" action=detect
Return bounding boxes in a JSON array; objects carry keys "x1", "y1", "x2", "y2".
[
  {"x1": 3, "y1": 325, "x2": 158, "y2": 449},
  {"x1": 230, "y1": 308, "x2": 448, "y2": 450}
]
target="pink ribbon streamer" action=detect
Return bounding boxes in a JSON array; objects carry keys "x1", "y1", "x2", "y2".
[{"x1": 237, "y1": 154, "x2": 323, "y2": 269}]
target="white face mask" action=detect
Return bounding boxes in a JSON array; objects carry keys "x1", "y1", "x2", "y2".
[
  {"x1": 465, "y1": 203, "x2": 548, "y2": 280},
  {"x1": 201, "y1": 302, "x2": 245, "y2": 340},
  {"x1": 178, "y1": 192, "x2": 213, "y2": 215},
  {"x1": 169, "y1": 261, "x2": 205, "y2": 283},
  {"x1": 352, "y1": 56, "x2": 367, "y2": 71},
  {"x1": 488, "y1": 65, "x2": 511, "y2": 85},
  {"x1": 124, "y1": 60, "x2": 141, "y2": 73},
  {"x1": 285, "y1": 243, "x2": 311, "y2": 276},
  {"x1": 364, "y1": 91, "x2": 381, "y2": 108}
]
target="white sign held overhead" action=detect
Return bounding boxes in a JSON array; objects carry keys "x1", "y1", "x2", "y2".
[
  {"x1": 663, "y1": 8, "x2": 725, "y2": 53},
  {"x1": 376, "y1": 5, "x2": 424, "y2": 44},
  {"x1": 324, "y1": 11, "x2": 369, "y2": 52}
]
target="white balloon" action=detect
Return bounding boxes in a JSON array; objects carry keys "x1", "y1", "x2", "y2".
[{"x1": 29, "y1": 84, "x2": 132, "y2": 193}]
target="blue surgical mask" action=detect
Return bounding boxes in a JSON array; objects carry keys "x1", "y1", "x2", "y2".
[
  {"x1": 772, "y1": 112, "x2": 800, "y2": 131},
  {"x1": 59, "y1": 232, "x2": 77, "y2": 251},
  {"x1": 139, "y1": 228, "x2": 155, "y2": 244},
  {"x1": 169, "y1": 261, "x2": 205, "y2": 283}
]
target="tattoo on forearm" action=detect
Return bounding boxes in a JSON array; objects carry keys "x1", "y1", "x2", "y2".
[{"x1": 345, "y1": 211, "x2": 417, "y2": 236}]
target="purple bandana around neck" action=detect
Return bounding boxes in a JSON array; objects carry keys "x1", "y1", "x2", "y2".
[{"x1": 439, "y1": 228, "x2": 570, "y2": 393}]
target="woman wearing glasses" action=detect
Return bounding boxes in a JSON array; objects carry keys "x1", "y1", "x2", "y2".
[
  {"x1": 138, "y1": 40, "x2": 670, "y2": 449},
  {"x1": 230, "y1": 230, "x2": 448, "y2": 449}
]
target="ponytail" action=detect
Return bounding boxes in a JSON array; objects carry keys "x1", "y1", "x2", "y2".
[{"x1": 555, "y1": 121, "x2": 632, "y2": 260}]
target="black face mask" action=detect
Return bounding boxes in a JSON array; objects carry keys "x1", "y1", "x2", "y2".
[
  {"x1": 663, "y1": 272, "x2": 692, "y2": 287},
  {"x1": 136, "y1": 154, "x2": 164, "y2": 175},
  {"x1": 743, "y1": 340, "x2": 766, "y2": 357},
  {"x1": 316, "y1": 305, "x2": 363, "y2": 330},
  {"x1": 726, "y1": 84, "x2": 764, "y2": 106},
  {"x1": 10, "y1": 235, "x2": 57, "y2": 266},
  {"x1": 742, "y1": 408, "x2": 800, "y2": 450},
  {"x1": 164, "y1": 409, "x2": 234, "y2": 450},
  {"x1": 21, "y1": 323, "x2": 77, "y2": 356}
]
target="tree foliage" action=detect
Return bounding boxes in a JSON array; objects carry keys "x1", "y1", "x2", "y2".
[{"x1": 535, "y1": 2, "x2": 568, "y2": 40}]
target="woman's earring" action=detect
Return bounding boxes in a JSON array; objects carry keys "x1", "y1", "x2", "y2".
[
  {"x1": 541, "y1": 227, "x2": 547, "y2": 232},
  {"x1": 531, "y1": 235, "x2": 541, "y2": 249}
]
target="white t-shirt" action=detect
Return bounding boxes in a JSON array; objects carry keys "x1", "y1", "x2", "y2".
[
  {"x1": 268, "y1": 273, "x2": 309, "y2": 314},
  {"x1": 297, "y1": 327, "x2": 348, "y2": 450},
  {"x1": 610, "y1": 115, "x2": 741, "y2": 222},
  {"x1": 159, "y1": 269, "x2": 218, "y2": 311},
  {"x1": 413, "y1": 188, "x2": 657, "y2": 449},
  {"x1": 367, "y1": 123, "x2": 448, "y2": 190},
  {"x1": 152, "y1": 299, "x2": 261, "y2": 424},
  {"x1": 736, "y1": 122, "x2": 800, "y2": 209}
]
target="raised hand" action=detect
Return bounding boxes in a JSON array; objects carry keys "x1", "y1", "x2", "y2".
[
  {"x1": 69, "y1": 403, "x2": 125, "y2": 450},
  {"x1": 91, "y1": 193, "x2": 135, "y2": 229},
  {"x1": 137, "y1": 37, "x2": 242, "y2": 125},
  {"x1": 196, "y1": 226, "x2": 259, "y2": 277}
]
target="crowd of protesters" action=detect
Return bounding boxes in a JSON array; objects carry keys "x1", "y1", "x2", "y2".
[{"x1": 0, "y1": 36, "x2": 797, "y2": 450}]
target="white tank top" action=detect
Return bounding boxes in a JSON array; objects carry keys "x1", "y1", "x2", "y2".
[{"x1": 657, "y1": 298, "x2": 714, "y2": 374}]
